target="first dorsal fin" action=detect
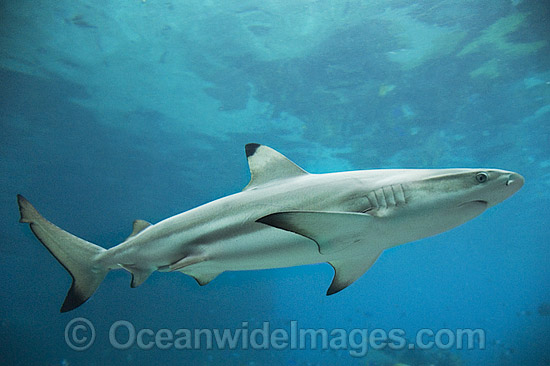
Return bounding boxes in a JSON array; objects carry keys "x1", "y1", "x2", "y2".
[
  {"x1": 125, "y1": 219, "x2": 152, "y2": 241},
  {"x1": 243, "y1": 144, "x2": 308, "y2": 191}
]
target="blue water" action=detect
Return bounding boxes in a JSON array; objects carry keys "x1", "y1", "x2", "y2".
[{"x1": 1, "y1": 1, "x2": 549, "y2": 365}]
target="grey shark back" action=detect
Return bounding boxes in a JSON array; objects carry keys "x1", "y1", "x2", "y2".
[{"x1": 17, "y1": 144, "x2": 524, "y2": 311}]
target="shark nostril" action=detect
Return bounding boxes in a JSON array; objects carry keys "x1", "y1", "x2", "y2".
[{"x1": 505, "y1": 173, "x2": 525, "y2": 187}]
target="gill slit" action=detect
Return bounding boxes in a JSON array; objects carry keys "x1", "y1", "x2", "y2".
[{"x1": 366, "y1": 183, "x2": 407, "y2": 212}]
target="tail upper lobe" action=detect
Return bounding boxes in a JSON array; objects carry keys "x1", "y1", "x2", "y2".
[{"x1": 17, "y1": 194, "x2": 108, "y2": 312}]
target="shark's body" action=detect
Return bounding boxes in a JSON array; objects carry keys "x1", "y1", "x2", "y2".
[{"x1": 18, "y1": 144, "x2": 524, "y2": 312}]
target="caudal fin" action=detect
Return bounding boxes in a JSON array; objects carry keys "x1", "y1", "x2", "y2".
[{"x1": 17, "y1": 195, "x2": 108, "y2": 312}]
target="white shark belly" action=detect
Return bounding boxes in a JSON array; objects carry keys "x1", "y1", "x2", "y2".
[{"x1": 17, "y1": 143, "x2": 524, "y2": 312}]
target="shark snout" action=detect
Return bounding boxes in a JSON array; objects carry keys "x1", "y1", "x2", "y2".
[
  {"x1": 506, "y1": 173, "x2": 524, "y2": 189},
  {"x1": 480, "y1": 170, "x2": 524, "y2": 207},
  {"x1": 491, "y1": 171, "x2": 524, "y2": 205}
]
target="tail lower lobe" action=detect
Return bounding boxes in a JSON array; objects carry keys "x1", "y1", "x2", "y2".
[{"x1": 17, "y1": 195, "x2": 108, "y2": 312}]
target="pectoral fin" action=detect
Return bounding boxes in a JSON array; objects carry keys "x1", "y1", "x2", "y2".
[
  {"x1": 327, "y1": 249, "x2": 383, "y2": 295},
  {"x1": 256, "y1": 211, "x2": 375, "y2": 255}
]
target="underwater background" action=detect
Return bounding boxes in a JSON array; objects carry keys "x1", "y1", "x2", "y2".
[{"x1": 0, "y1": 0, "x2": 549, "y2": 365}]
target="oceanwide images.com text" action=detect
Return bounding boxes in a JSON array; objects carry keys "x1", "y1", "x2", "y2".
[{"x1": 65, "y1": 318, "x2": 486, "y2": 357}]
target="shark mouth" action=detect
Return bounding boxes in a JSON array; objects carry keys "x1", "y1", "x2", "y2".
[{"x1": 458, "y1": 200, "x2": 488, "y2": 208}]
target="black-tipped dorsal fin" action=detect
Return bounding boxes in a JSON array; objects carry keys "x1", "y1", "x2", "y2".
[
  {"x1": 126, "y1": 219, "x2": 152, "y2": 241},
  {"x1": 243, "y1": 144, "x2": 308, "y2": 191}
]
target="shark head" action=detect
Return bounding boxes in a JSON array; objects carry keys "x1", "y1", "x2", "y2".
[
  {"x1": 363, "y1": 168, "x2": 525, "y2": 244},
  {"x1": 469, "y1": 169, "x2": 524, "y2": 207},
  {"x1": 400, "y1": 168, "x2": 524, "y2": 239},
  {"x1": 417, "y1": 169, "x2": 524, "y2": 210}
]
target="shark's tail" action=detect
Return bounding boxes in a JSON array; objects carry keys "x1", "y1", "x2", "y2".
[{"x1": 17, "y1": 195, "x2": 108, "y2": 312}]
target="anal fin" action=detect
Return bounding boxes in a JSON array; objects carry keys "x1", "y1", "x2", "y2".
[
  {"x1": 190, "y1": 272, "x2": 221, "y2": 286},
  {"x1": 121, "y1": 264, "x2": 154, "y2": 288},
  {"x1": 131, "y1": 269, "x2": 154, "y2": 288}
]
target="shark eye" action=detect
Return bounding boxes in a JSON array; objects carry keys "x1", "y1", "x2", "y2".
[{"x1": 475, "y1": 172, "x2": 489, "y2": 183}]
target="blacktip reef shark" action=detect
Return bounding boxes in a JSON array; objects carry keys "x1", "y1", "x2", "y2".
[{"x1": 18, "y1": 144, "x2": 524, "y2": 312}]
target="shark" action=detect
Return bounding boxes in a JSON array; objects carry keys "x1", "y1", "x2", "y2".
[{"x1": 18, "y1": 143, "x2": 524, "y2": 312}]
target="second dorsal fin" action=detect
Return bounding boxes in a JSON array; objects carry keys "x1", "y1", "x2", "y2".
[
  {"x1": 243, "y1": 144, "x2": 308, "y2": 191},
  {"x1": 125, "y1": 219, "x2": 152, "y2": 241}
]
